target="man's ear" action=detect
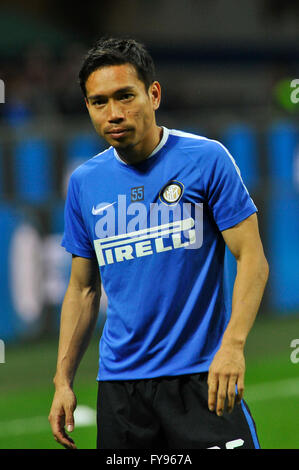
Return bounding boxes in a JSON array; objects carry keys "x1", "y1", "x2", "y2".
[{"x1": 149, "y1": 81, "x2": 161, "y2": 111}]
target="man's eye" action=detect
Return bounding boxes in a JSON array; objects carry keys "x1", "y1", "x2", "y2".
[
  {"x1": 121, "y1": 94, "x2": 134, "y2": 101},
  {"x1": 93, "y1": 100, "x2": 105, "y2": 106}
]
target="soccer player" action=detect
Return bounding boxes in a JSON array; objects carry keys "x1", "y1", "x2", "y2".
[{"x1": 48, "y1": 37, "x2": 269, "y2": 450}]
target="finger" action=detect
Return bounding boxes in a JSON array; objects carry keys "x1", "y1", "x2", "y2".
[
  {"x1": 216, "y1": 374, "x2": 228, "y2": 416},
  {"x1": 207, "y1": 372, "x2": 218, "y2": 412},
  {"x1": 65, "y1": 406, "x2": 75, "y2": 433},
  {"x1": 236, "y1": 374, "x2": 245, "y2": 404},
  {"x1": 226, "y1": 375, "x2": 237, "y2": 413},
  {"x1": 54, "y1": 429, "x2": 77, "y2": 449},
  {"x1": 51, "y1": 414, "x2": 77, "y2": 449}
]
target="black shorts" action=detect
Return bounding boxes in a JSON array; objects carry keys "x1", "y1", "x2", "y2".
[{"x1": 96, "y1": 372, "x2": 260, "y2": 449}]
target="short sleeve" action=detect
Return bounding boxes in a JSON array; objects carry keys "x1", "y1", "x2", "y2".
[
  {"x1": 206, "y1": 141, "x2": 258, "y2": 231},
  {"x1": 61, "y1": 172, "x2": 95, "y2": 258}
]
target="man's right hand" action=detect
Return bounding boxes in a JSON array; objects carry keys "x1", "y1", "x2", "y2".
[{"x1": 48, "y1": 386, "x2": 77, "y2": 449}]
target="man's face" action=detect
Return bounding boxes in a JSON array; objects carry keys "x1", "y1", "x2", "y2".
[{"x1": 85, "y1": 64, "x2": 161, "y2": 153}]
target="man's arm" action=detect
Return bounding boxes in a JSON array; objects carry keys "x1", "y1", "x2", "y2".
[
  {"x1": 48, "y1": 255, "x2": 101, "y2": 449},
  {"x1": 207, "y1": 213, "x2": 269, "y2": 416}
]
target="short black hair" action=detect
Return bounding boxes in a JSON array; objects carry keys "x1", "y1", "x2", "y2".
[{"x1": 78, "y1": 37, "x2": 156, "y2": 97}]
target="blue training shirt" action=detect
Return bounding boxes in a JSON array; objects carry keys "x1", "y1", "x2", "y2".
[{"x1": 61, "y1": 127, "x2": 258, "y2": 380}]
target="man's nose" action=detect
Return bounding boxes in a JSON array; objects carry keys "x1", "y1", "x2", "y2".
[{"x1": 107, "y1": 100, "x2": 124, "y2": 122}]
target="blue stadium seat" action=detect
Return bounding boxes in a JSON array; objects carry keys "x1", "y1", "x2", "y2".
[
  {"x1": 66, "y1": 133, "x2": 105, "y2": 169},
  {"x1": 50, "y1": 200, "x2": 65, "y2": 234},
  {"x1": 63, "y1": 133, "x2": 106, "y2": 194},
  {"x1": 222, "y1": 124, "x2": 259, "y2": 192},
  {"x1": 266, "y1": 193, "x2": 299, "y2": 312},
  {"x1": 267, "y1": 121, "x2": 298, "y2": 189},
  {"x1": 13, "y1": 137, "x2": 54, "y2": 204}
]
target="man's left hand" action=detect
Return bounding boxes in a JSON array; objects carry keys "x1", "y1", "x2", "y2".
[{"x1": 207, "y1": 344, "x2": 245, "y2": 416}]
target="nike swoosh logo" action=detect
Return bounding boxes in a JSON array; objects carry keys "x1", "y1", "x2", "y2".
[{"x1": 92, "y1": 202, "x2": 116, "y2": 215}]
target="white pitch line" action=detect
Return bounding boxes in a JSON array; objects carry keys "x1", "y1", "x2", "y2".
[{"x1": 0, "y1": 405, "x2": 96, "y2": 438}]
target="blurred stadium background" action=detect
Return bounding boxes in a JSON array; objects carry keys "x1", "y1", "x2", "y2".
[{"x1": 0, "y1": 0, "x2": 299, "y2": 450}]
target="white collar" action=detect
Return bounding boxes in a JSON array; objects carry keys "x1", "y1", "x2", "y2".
[{"x1": 113, "y1": 126, "x2": 169, "y2": 165}]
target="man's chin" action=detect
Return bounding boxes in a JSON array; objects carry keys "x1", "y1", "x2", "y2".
[{"x1": 107, "y1": 136, "x2": 134, "y2": 149}]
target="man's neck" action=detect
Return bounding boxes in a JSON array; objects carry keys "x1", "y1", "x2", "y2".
[{"x1": 116, "y1": 125, "x2": 163, "y2": 165}]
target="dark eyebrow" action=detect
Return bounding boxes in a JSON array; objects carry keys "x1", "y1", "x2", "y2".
[{"x1": 87, "y1": 86, "x2": 136, "y2": 101}]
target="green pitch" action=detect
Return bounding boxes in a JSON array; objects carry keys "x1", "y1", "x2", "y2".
[{"x1": 0, "y1": 314, "x2": 299, "y2": 449}]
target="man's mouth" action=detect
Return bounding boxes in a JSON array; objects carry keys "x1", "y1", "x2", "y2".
[{"x1": 106, "y1": 128, "x2": 132, "y2": 139}]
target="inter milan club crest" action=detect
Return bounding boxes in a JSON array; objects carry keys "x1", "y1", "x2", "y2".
[{"x1": 159, "y1": 180, "x2": 184, "y2": 205}]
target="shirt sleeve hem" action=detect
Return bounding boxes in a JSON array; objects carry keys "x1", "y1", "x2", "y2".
[
  {"x1": 61, "y1": 241, "x2": 96, "y2": 259},
  {"x1": 217, "y1": 206, "x2": 258, "y2": 232}
]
